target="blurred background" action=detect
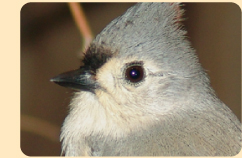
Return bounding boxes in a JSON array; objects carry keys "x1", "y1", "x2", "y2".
[{"x1": 21, "y1": 3, "x2": 241, "y2": 156}]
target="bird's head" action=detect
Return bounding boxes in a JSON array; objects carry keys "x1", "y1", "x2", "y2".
[{"x1": 51, "y1": 3, "x2": 211, "y2": 132}]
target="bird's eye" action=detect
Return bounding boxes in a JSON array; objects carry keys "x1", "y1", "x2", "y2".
[{"x1": 125, "y1": 63, "x2": 144, "y2": 83}]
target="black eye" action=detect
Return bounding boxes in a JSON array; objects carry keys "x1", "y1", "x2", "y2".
[{"x1": 125, "y1": 65, "x2": 144, "y2": 83}]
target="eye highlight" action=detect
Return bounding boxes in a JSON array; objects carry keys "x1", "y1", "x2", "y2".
[{"x1": 125, "y1": 62, "x2": 145, "y2": 84}]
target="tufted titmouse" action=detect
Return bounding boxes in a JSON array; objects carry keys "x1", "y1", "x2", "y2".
[{"x1": 51, "y1": 3, "x2": 241, "y2": 156}]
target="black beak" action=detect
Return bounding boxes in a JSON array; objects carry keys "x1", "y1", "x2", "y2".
[{"x1": 50, "y1": 66, "x2": 98, "y2": 92}]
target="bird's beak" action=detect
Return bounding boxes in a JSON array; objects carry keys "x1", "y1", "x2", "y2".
[{"x1": 50, "y1": 66, "x2": 98, "y2": 92}]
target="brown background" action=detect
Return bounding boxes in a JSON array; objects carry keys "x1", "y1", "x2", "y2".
[{"x1": 21, "y1": 3, "x2": 241, "y2": 156}]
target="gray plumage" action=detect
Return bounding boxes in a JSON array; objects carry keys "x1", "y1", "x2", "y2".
[{"x1": 51, "y1": 3, "x2": 241, "y2": 156}]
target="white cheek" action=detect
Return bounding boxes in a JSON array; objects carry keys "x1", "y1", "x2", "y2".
[
  {"x1": 96, "y1": 58, "x2": 122, "y2": 93},
  {"x1": 96, "y1": 68, "x2": 114, "y2": 93}
]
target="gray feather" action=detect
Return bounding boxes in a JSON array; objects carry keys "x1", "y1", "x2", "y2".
[{"x1": 59, "y1": 3, "x2": 241, "y2": 156}]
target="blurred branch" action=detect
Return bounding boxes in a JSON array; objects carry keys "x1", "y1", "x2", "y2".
[
  {"x1": 21, "y1": 114, "x2": 59, "y2": 142},
  {"x1": 68, "y1": 3, "x2": 93, "y2": 52}
]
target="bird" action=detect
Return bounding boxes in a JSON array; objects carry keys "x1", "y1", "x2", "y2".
[{"x1": 50, "y1": 2, "x2": 241, "y2": 156}]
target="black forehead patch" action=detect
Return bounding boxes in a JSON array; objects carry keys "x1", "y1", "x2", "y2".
[{"x1": 83, "y1": 44, "x2": 113, "y2": 71}]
